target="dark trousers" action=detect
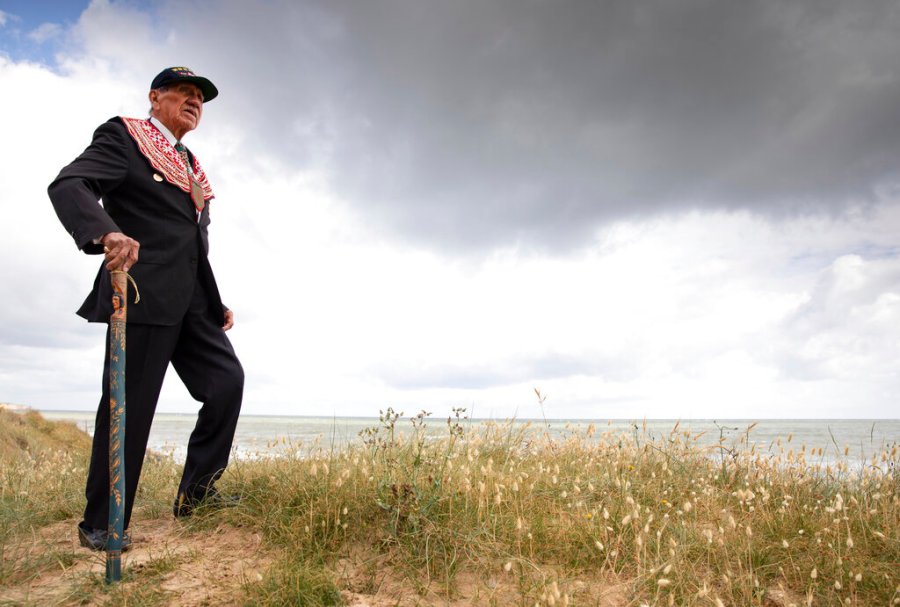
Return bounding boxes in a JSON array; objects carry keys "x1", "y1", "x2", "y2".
[{"x1": 81, "y1": 280, "x2": 243, "y2": 531}]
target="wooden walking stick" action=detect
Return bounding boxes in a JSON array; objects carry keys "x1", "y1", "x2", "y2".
[{"x1": 106, "y1": 270, "x2": 137, "y2": 583}]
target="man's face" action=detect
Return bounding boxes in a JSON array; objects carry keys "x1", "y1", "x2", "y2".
[{"x1": 149, "y1": 82, "x2": 204, "y2": 139}]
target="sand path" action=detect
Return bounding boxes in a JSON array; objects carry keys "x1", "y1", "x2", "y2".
[{"x1": 1, "y1": 517, "x2": 271, "y2": 605}]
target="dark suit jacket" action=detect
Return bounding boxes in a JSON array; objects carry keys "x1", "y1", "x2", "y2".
[{"x1": 48, "y1": 117, "x2": 225, "y2": 326}]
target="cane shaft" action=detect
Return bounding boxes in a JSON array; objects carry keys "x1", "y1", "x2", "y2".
[{"x1": 106, "y1": 271, "x2": 128, "y2": 583}]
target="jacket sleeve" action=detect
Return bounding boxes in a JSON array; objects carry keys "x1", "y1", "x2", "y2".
[{"x1": 48, "y1": 119, "x2": 130, "y2": 254}]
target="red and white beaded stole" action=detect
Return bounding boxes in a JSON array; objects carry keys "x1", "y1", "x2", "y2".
[{"x1": 120, "y1": 117, "x2": 215, "y2": 201}]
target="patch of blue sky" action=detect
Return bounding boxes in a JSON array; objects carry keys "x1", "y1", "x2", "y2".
[{"x1": 0, "y1": 0, "x2": 89, "y2": 66}]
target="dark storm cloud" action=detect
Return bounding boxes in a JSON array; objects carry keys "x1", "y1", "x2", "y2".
[{"x1": 158, "y1": 0, "x2": 900, "y2": 249}]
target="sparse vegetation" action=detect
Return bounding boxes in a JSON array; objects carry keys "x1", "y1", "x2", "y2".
[{"x1": 1, "y1": 407, "x2": 897, "y2": 606}]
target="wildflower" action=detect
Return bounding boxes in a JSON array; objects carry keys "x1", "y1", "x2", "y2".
[
  {"x1": 810, "y1": 568, "x2": 817, "y2": 579},
  {"x1": 503, "y1": 561, "x2": 512, "y2": 572}
]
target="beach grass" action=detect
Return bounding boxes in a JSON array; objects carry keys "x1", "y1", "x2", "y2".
[{"x1": 0, "y1": 406, "x2": 897, "y2": 605}]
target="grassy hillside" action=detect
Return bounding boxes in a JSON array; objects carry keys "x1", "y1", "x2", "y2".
[
  {"x1": 0, "y1": 407, "x2": 91, "y2": 461},
  {"x1": 0, "y1": 408, "x2": 897, "y2": 606}
]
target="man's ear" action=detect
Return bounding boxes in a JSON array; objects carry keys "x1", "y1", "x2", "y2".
[{"x1": 148, "y1": 89, "x2": 159, "y2": 109}]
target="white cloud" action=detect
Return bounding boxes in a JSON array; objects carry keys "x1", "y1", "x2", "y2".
[
  {"x1": 28, "y1": 22, "x2": 62, "y2": 44},
  {"x1": 779, "y1": 253, "x2": 900, "y2": 382}
]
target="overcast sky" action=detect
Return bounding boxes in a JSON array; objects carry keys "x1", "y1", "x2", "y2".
[{"x1": 1, "y1": 0, "x2": 898, "y2": 419}]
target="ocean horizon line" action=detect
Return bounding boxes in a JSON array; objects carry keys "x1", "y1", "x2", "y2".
[{"x1": 34, "y1": 408, "x2": 900, "y2": 423}]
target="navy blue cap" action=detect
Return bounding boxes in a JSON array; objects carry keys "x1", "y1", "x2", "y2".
[{"x1": 150, "y1": 67, "x2": 218, "y2": 102}]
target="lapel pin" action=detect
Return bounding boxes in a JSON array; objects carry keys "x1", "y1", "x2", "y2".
[{"x1": 153, "y1": 173, "x2": 164, "y2": 182}]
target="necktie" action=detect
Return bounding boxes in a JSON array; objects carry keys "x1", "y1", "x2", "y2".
[
  {"x1": 175, "y1": 142, "x2": 205, "y2": 216},
  {"x1": 174, "y1": 142, "x2": 190, "y2": 169}
]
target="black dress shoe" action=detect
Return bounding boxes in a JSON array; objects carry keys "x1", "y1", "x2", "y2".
[
  {"x1": 77, "y1": 524, "x2": 132, "y2": 551},
  {"x1": 173, "y1": 489, "x2": 240, "y2": 518}
]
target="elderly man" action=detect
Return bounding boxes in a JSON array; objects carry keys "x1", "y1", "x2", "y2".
[{"x1": 49, "y1": 67, "x2": 243, "y2": 551}]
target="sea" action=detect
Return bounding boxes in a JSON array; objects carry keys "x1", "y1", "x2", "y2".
[{"x1": 39, "y1": 410, "x2": 899, "y2": 468}]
